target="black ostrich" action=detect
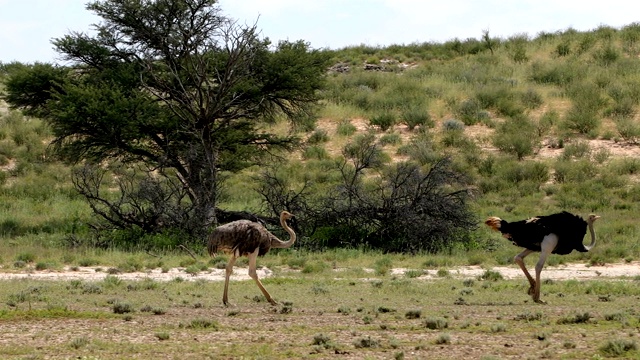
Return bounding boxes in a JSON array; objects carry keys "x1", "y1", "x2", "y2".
[
  {"x1": 485, "y1": 211, "x2": 600, "y2": 303},
  {"x1": 207, "y1": 211, "x2": 296, "y2": 306}
]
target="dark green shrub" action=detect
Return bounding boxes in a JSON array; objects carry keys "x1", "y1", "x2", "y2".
[
  {"x1": 303, "y1": 146, "x2": 330, "y2": 160},
  {"x1": 480, "y1": 269, "x2": 504, "y2": 281},
  {"x1": 35, "y1": 262, "x2": 53, "y2": 271},
  {"x1": 555, "y1": 42, "x2": 571, "y2": 57},
  {"x1": 593, "y1": 45, "x2": 620, "y2": 66},
  {"x1": 609, "y1": 158, "x2": 640, "y2": 175},
  {"x1": 475, "y1": 85, "x2": 512, "y2": 111},
  {"x1": 529, "y1": 61, "x2": 579, "y2": 86},
  {"x1": 496, "y1": 160, "x2": 549, "y2": 185},
  {"x1": 442, "y1": 127, "x2": 470, "y2": 148},
  {"x1": 182, "y1": 318, "x2": 219, "y2": 329},
  {"x1": 405, "y1": 310, "x2": 422, "y2": 319},
  {"x1": 553, "y1": 159, "x2": 598, "y2": 183},
  {"x1": 312, "y1": 333, "x2": 333, "y2": 348},
  {"x1": 577, "y1": 35, "x2": 596, "y2": 54},
  {"x1": 457, "y1": 98, "x2": 482, "y2": 125},
  {"x1": 563, "y1": 83, "x2": 606, "y2": 135},
  {"x1": 561, "y1": 141, "x2": 591, "y2": 160},
  {"x1": 557, "y1": 312, "x2": 592, "y2": 324},
  {"x1": 424, "y1": 317, "x2": 448, "y2": 330},
  {"x1": 402, "y1": 107, "x2": 433, "y2": 130},
  {"x1": 507, "y1": 34, "x2": 529, "y2": 63},
  {"x1": 442, "y1": 119, "x2": 464, "y2": 131},
  {"x1": 495, "y1": 98, "x2": 525, "y2": 117},
  {"x1": 606, "y1": 98, "x2": 636, "y2": 118},
  {"x1": 354, "y1": 336, "x2": 379, "y2": 348},
  {"x1": 370, "y1": 112, "x2": 396, "y2": 131},
  {"x1": 379, "y1": 133, "x2": 402, "y2": 146},
  {"x1": 521, "y1": 89, "x2": 543, "y2": 109},
  {"x1": 614, "y1": 117, "x2": 640, "y2": 143},
  {"x1": 337, "y1": 119, "x2": 357, "y2": 136},
  {"x1": 511, "y1": 45, "x2": 528, "y2": 63},
  {"x1": 113, "y1": 302, "x2": 134, "y2": 314},
  {"x1": 397, "y1": 134, "x2": 438, "y2": 166},
  {"x1": 536, "y1": 110, "x2": 559, "y2": 137},
  {"x1": 599, "y1": 339, "x2": 637, "y2": 357},
  {"x1": 563, "y1": 109, "x2": 600, "y2": 135},
  {"x1": 492, "y1": 116, "x2": 539, "y2": 160},
  {"x1": 16, "y1": 253, "x2": 35, "y2": 263},
  {"x1": 308, "y1": 129, "x2": 329, "y2": 144}
]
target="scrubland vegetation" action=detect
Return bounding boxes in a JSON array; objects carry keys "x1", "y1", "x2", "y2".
[{"x1": 2, "y1": 9, "x2": 640, "y2": 359}]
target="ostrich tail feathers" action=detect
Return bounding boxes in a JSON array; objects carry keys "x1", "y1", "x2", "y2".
[{"x1": 485, "y1": 217, "x2": 503, "y2": 232}]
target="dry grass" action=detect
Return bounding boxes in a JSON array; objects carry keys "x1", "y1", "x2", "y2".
[{"x1": 0, "y1": 264, "x2": 639, "y2": 359}]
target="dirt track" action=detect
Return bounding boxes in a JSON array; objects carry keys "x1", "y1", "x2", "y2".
[{"x1": 1, "y1": 261, "x2": 638, "y2": 282}]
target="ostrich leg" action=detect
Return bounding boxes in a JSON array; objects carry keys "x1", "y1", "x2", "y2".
[
  {"x1": 532, "y1": 234, "x2": 558, "y2": 303},
  {"x1": 248, "y1": 247, "x2": 278, "y2": 306},
  {"x1": 514, "y1": 249, "x2": 536, "y2": 296},
  {"x1": 222, "y1": 255, "x2": 237, "y2": 306}
]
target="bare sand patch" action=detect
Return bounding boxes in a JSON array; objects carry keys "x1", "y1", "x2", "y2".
[{"x1": 1, "y1": 261, "x2": 638, "y2": 282}]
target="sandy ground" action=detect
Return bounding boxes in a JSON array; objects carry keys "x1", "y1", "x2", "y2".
[{"x1": 1, "y1": 261, "x2": 639, "y2": 282}]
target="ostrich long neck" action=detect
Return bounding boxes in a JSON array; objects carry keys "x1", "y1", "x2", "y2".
[
  {"x1": 270, "y1": 214, "x2": 296, "y2": 249},
  {"x1": 584, "y1": 220, "x2": 597, "y2": 251}
]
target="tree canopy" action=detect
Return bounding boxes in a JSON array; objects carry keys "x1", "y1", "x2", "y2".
[{"x1": 4, "y1": 0, "x2": 330, "y2": 239}]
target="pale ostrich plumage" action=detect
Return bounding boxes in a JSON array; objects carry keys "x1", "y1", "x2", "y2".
[
  {"x1": 207, "y1": 210, "x2": 296, "y2": 306},
  {"x1": 485, "y1": 211, "x2": 600, "y2": 303}
]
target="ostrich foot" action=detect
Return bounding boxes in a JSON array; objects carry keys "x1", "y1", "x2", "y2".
[
  {"x1": 534, "y1": 298, "x2": 547, "y2": 304},
  {"x1": 268, "y1": 299, "x2": 278, "y2": 306},
  {"x1": 527, "y1": 285, "x2": 535, "y2": 296}
]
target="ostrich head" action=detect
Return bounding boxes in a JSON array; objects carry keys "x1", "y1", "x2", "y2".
[
  {"x1": 582, "y1": 213, "x2": 601, "y2": 252},
  {"x1": 281, "y1": 210, "x2": 294, "y2": 220}
]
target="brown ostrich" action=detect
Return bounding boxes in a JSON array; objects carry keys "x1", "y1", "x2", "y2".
[
  {"x1": 207, "y1": 211, "x2": 296, "y2": 306},
  {"x1": 485, "y1": 211, "x2": 600, "y2": 303}
]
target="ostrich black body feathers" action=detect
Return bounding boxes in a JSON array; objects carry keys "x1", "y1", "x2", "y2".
[{"x1": 486, "y1": 211, "x2": 589, "y2": 255}]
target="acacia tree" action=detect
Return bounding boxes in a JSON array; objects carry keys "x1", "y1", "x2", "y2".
[{"x1": 4, "y1": 0, "x2": 329, "y2": 239}]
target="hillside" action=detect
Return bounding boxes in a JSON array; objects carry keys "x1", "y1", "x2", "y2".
[{"x1": 2, "y1": 24, "x2": 640, "y2": 258}]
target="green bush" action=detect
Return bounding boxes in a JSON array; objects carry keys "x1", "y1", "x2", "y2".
[
  {"x1": 308, "y1": 129, "x2": 329, "y2": 144},
  {"x1": 563, "y1": 82, "x2": 606, "y2": 135},
  {"x1": 303, "y1": 146, "x2": 330, "y2": 160},
  {"x1": 496, "y1": 160, "x2": 549, "y2": 185},
  {"x1": 492, "y1": 116, "x2": 539, "y2": 160},
  {"x1": 553, "y1": 159, "x2": 598, "y2": 183},
  {"x1": 609, "y1": 158, "x2": 640, "y2": 175},
  {"x1": 424, "y1": 317, "x2": 448, "y2": 330},
  {"x1": 607, "y1": 98, "x2": 636, "y2": 118},
  {"x1": 614, "y1": 116, "x2": 640, "y2": 143},
  {"x1": 577, "y1": 34, "x2": 596, "y2": 54},
  {"x1": 593, "y1": 45, "x2": 620, "y2": 66},
  {"x1": 397, "y1": 134, "x2": 438, "y2": 165},
  {"x1": 555, "y1": 42, "x2": 571, "y2": 57},
  {"x1": 457, "y1": 98, "x2": 482, "y2": 125},
  {"x1": 599, "y1": 339, "x2": 637, "y2": 357},
  {"x1": 561, "y1": 141, "x2": 591, "y2": 160},
  {"x1": 563, "y1": 109, "x2": 600, "y2": 135},
  {"x1": 442, "y1": 119, "x2": 464, "y2": 131},
  {"x1": 402, "y1": 107, "x2": 432, "y2": 130},
  {"x1": 370, "y1": 112, "x2": 396, "y2": 131},
  {"x1": 475, "y1": 85, "x2": 517, "y2": 114},
  {"x1": 379, "y1": 133, "x2": 402, "y2": 146},
  {"x1": 529, "y1": 61, "x2": 580, "y2": 86},
  {"x1": 521, "y1": 89, "x2": 543, "y2": 109},
  {"x1": 336, "y1": 119, "x2": 357, "y2": 136}
]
